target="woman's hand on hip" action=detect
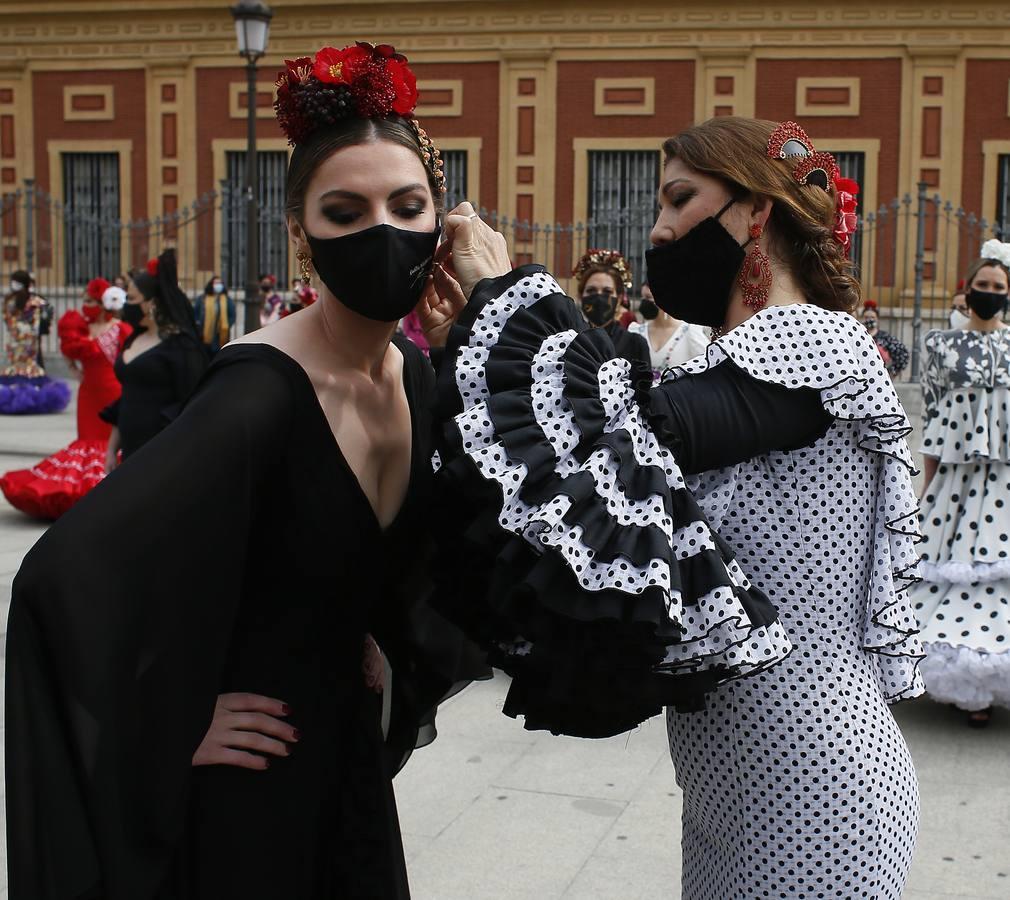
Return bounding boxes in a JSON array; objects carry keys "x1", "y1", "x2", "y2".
[
  {"x1": 192, "y1": 692, "x2": 299, "y2": 770},
  {"x1": 441, "y1": 202, "x2": 512, "y2": 299}
]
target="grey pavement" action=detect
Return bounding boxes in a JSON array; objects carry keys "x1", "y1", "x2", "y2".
[{"x1": 0, "y1": 382, "x2": 1008, "y2": 899}]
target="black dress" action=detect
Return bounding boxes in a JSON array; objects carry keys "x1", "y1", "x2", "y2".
[
  {"x1": 100, "y1": 329, "x2": 208, "y2": 458},
  {"x1": 603, "y1": 319, "x2": 650, "y2": 370},
  {"x1": 6, "y1": 337, "x2": 485, "y2": 900}
]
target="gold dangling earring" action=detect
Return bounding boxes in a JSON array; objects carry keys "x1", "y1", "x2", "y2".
[{"x1": 297, "y1": 251, "x2": 312, "y2": 285}]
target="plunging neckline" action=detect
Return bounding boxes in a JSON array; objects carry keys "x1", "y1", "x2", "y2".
[{"x1": 232, "y1": 342, "x2": 418, "y2": 535}]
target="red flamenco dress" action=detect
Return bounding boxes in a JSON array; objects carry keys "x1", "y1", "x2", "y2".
[{"x1": 1, "y1": 308, "x2": 131, "y2": 519}]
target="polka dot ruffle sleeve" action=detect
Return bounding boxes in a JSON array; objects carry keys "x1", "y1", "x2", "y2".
[
  {"x1": 671, "y1": 304, "x2": 925, "y2": 702},
  {"x1": 432, "y1": 266, "x2": 793, "y2": 737}
]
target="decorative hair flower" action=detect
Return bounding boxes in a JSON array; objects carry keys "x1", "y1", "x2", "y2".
[
  {"x1": 573, "y1": 248, "x2": 634, "y2": 293},
  {"x1": 86, "y1": 277, "x2": 110, "y2": 302},
  {"x1": 833, "y1": 175, "x2": 860, "y2": 257},
  {"x1": 274, "y1": 42, "x2": 441, "y2": 194},
  {"x1": 980, "y1": 238, "x2": 1010, "y2": 270}
]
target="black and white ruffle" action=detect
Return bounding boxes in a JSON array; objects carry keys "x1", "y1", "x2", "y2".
[
  {"x1": 670, "y1": 304, "x2": 925, "y2": 702},
  {"x1": 433, "y1": 266, "x2": 793, "y2": 737}
]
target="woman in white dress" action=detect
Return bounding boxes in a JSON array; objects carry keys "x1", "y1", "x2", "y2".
[
  {"x1": 629, "y1": 281, "x2": 710, "y2": 380},
  {"x1": 912, "y1": 241, "x2": 1010, "y2": 726},
  {"x1": 427, "y1": 117, "x2": 924, "y2": 898}
]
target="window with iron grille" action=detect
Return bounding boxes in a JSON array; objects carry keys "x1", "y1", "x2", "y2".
[
  {"x1": 222, "y1": 151, "x2": 289, "y2": 291},
  {"x1": 824, "y1": 150, "x2": 866, "y2": 275},
  {"x1": 587, "y1": 150, "x2": 660, "y2": 290},
  {"x1": 997, "y1": 155, "x2": 1010, "y2": 241},
  {"x1": 441, "y1": 150, "x2": 468, "y2": 211},
  {"x1": 62, "y1": 152, "x2": 121, "y2": 285}
]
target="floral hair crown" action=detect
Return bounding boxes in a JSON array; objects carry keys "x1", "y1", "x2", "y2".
[
  {"x1": 274, "y1": 42, "x2": 446, "y2": 196},
  {"x1": 767, "y1": 121, "x2": 860, "y2": 257},
  {"x1": 573, "y1": 248, "x2": 634, "y2": 293}
]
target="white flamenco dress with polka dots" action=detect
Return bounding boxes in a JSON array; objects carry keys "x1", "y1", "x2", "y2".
[
  {"x1": 436, "y1": 269, "x2": 924, "y2": 898},
  {"x1": 665, "y1": 305, "x2": 924, "y2": 900},
  {"x1": 912, "y1": 328, "x2": 1010, "y2": 710}
]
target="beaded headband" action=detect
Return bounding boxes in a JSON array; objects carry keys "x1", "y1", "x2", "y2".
[
  {"x1": 274, "y1": 42, "x2": 446, "y2": 196},
  {"x1": 573, "y1": 248, "x2": 634, "y2": 293}
]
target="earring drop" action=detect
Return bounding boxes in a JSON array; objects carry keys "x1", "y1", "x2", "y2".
[
  {"x1": 739, "y1": 223, "x2": 772, "y2": 311},
  {"x1": 297, "y1": 251, "x2": 312, "y2": 284}
]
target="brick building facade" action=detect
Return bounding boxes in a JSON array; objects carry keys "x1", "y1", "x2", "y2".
[{"x1": 2, "y1": 0, "x2": 1010, "y2": 312}]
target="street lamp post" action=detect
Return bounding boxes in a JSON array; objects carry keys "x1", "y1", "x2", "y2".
[{"x1": 230, "y1": 0, "x2": 273, "y2": 335}]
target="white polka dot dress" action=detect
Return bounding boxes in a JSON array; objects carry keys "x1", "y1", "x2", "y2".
[
  {"x1": 666, "y1": 304, "x2": 924, "y2": 899},
  {"x1": 911, "y1": 328, "x2": 1010, "y2": 710}
]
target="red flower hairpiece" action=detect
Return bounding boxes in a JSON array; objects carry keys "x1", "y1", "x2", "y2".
[
  {"x1": 86, "y1": 277, "x2": 110, "y2": 302},
  {"x1": 274, "y1": 42, "x2": 436, "y2": 191},
  {"x1": 146, "y1": 258, "x2": 159, "y2": 277},
  {"x1": 833, "y1": 175, "x2": 860, "y2": 257}
]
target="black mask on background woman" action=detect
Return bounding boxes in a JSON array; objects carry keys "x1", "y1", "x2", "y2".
[
  {"x1": 639, "y1": 298, "x2": 659, "y2": 320},
  {"x1": 582, "y1": 291, "x2": 617, "y2": 327},
  {"x1": 645, "y1": 198, "x2": 744, "y2": 328},
  {"x1": 966, "y1": 287, "x2": 1008, "y2": 321},
  {"x1": 306, "y1": 223, "x2": 440, "y2": 322},
  {"x1": 121, "y1": 303, "x2": 145, "y2": 329}
]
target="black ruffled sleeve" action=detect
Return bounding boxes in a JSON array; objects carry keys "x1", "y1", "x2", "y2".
[
  {"x1": 431, "y1": 266, "x2": 793, "y2": 738},
  {"x1": 647, "y1": 361, "x2": 833, "y2": 474}
]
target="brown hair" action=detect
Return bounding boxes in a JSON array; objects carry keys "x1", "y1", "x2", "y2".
[
  {"x1": 285, "y1": 117, "x2": 444, "y2": 222},
  {"x1": 576, "y1": 265, "x2": 624, "y2": 298},
  {"x1": 963, "y1": 256, "x2": 1010, "y2": 291},
  {"x1": 662, "y1": 117, "x2": 860, "y2": 313}
]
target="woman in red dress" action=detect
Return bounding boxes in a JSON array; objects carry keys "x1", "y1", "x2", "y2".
[{"x1": 0, "y1": 278, "x2": 132, "y2": 519}]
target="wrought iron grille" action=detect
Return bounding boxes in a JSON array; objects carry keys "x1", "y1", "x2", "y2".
[
  {"x1": 222, "y1": 151, "x2": 289, "y2": 290},
  {"x1": 587, "y1": 150, "x2": 660, "y2": 289},
  {"x1": 62, "y1": 152, "x2": 121, "y2": 283},
  {"x1": 442, "y1": 150, "x2": 468, "y2": 211},
  {"x1": 997, "y1": 154, "x2": 1010, "y2": 240}
]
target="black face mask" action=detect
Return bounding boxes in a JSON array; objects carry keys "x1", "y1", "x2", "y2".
[
  {"x1": 122, "y1": 302, "x2": 145, "y2": 329},
  {"x1": 864, "y1": 319, "x2": 878, "y2": 331},
  {"x1": 639, "y1": 298, "x2": 659, "y2": 320},
  {"x1": 582, "y1": 291, "x2": 617, "y2": 327},
  {"x1": 966, "y1": 288, "x2": 1008, "y2": 321},
  {"x1": 645, "y1": 198, "x2": 744, "y2": 328},
  {"x1": 306, "y1": 223, "x2": 440, "y2": 323}
]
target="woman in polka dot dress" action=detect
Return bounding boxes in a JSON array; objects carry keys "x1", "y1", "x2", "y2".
[
  {"x1": 426, "y1": 117, "x2": 924, "y2": 898},
  {"x1": 912, "y1": 245, "x2": 1010, "y2": 726}
]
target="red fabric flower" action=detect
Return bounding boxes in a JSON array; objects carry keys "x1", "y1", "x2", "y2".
[
  {"x1": 387, "y1": 58, "x2": 418, "y2": 115},
  {"x1": 279, "y1": 56, "x2": 314, "y2": 88},
  {"x1": 833, "y1": 175, "x2": 860, "y2": 256},
  {"x1": 86, "y1": 277, "x2": 110, "y2": 302},
  {"x1": 146, "y1": 258, "x2": 159, "y2": 277},
  {"x1": 314, "y1": 45, "x2": 369, "y2": 85}
]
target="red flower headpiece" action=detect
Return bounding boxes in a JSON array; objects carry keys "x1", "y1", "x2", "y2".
[
  {"x1": 86, "y1": 277, "x2": 110, "y2": 302},
  {"x1": 274, "y1": 43, "x2": 443, "y2": 195},
  {"x1": 146, "y1": 258, "x2": 159, "y2": 277},
  {"x1": 863, "y1": 298, "x2": 878, "y2": 311},
  {"x1": 767, "y1": 121, "x2": 860, "y2": 257}
]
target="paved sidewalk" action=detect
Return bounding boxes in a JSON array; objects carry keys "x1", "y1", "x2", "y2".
[{"x1": 0, "y1": 383, "x2": 1008, "y2": 899}]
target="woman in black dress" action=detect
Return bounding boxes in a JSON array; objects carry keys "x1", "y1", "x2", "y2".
[
  {"x1": 6, "y1": 43, "x2": 483, "y2": 900},
  {"x1": 102, "y1": 248, "x2": 208, "y2": 470}
]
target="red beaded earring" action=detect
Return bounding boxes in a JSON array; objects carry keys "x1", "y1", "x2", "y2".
[{"x1": 739, "y1": 222, "x2": 772, "y2": 311}]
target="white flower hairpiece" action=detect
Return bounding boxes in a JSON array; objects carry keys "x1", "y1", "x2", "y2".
[{"x1": 979, "y1": 238, "x2": 1010, "y2": 269}]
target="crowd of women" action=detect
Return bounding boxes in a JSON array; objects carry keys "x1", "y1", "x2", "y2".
[{"x1": 2, "y1": 39, "x2": 1009, "y2": 900}]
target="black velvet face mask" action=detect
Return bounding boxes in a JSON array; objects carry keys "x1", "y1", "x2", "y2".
[
  {"x1": 645, "y1": 198, "x2": 744, "y2": 328},
  {"x1": 966, "y1": 287, "x2": 1008, "y2": 321},
  {"x1": 306, "y1": 223, "x2": 441, "y2": 323}
]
